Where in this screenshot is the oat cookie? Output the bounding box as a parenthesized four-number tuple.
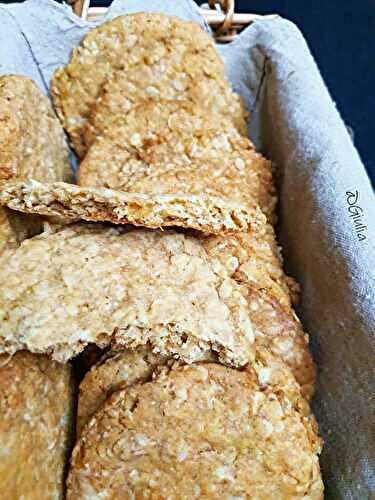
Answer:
(79, 126, 276, 220)
(77, 347, 172, 434)
(51, 13, 247, 157)
(0, 75, 72, 184)
(0, 224, 254, 366)
(0, 75, 73, 252)
(201, 231, 314, 398)
(0, 351, 74, 499)
(77, 346, 216, 435)
(0, 179, 264, 235)
(77, 344, 310, 436)
(84, 70, 246, 150)
(67, 363, 323, 499)
(247, 287, 315, 400)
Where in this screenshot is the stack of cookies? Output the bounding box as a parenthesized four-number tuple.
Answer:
(0, 75, 74, 499)
(0, 13, 324, 499)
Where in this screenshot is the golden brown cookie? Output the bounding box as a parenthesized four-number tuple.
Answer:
(79, 125, 276, 220)
(84, 73, 246, 150)
(0, 75, 72, 184)
(201, 231, 314, 399)
(0, 224, 254, 366)
(51, 13, 247, 157)
(0, 179, 265, 236)
(77, 347, 172, 435)
(67, 363, 323, 499)
(200, 227, 294, 307)
(0, 75, 73, 253)
(77, 344, 310, 436)
(247, 287, 316, 400)
(0, 351, 74, 499)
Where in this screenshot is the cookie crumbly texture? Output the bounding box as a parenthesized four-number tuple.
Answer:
(67, 363, 323, 499)
(247, 287, 315, 400)
(201, 231, 315, 399)
(51, 13, 247, 157)
(77, 347, 173, 434)
(201, 227, 295, 307)
(0, 75, 72, 184)
(79, 125, 276, 220)
(0, 351, 74, 499)
(0, 75, 73, 252)
(83, 69, 247, 150)
(0, 224, 254, 366)
(0, 179, 265, 236)
(77, 345, 309, 436)
(83, 98, 238, 153)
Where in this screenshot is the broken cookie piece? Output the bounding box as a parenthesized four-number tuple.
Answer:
(0, 224, 254, 366)
(0, 179, 265, 236)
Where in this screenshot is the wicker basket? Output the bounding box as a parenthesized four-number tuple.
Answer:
(68, 0, 266, 42)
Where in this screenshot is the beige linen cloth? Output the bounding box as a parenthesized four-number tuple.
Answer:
(0, 0, 374, 497)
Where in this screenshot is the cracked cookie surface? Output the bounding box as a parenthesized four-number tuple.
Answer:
(77, 347, 172, 435)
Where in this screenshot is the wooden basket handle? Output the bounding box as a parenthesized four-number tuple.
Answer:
(68, 0, 238, 36)
(208, 0, 234, 33)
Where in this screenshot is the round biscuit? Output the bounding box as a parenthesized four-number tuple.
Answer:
(51, 13, 247, 157)
(77, 347, 171, 434)
(68, 363, 323, 499)
(79, 123, 276, 220)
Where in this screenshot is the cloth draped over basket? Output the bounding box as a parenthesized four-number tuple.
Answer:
(0, 0, 374, 497)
